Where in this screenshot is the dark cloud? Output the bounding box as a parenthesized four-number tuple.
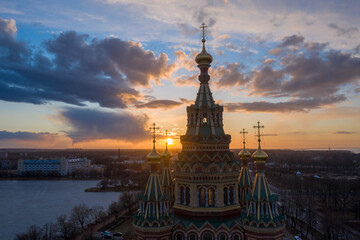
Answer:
(328, 23, 358, 38)
(60, 107, 149, 143)
(305, 42, 328, 53)
(281, 50, 360, 98)
(0, 18, 173, 108)
(212, 63, 250, 88)
(177, 23, 198, 37)
(280, 34, 304, 47)
(333, 131, 356, 134)
(252, 66, 284, 95)
(135, 99, 184, 109)
(0, 131, 57, 141)
(224, 95, 346, 112)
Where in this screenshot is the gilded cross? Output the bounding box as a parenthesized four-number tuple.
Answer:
(200, 22, 207, 39)
(240, 128, 248, 148)
(165, 129, 169, 149)
(149, 123, 160, 147)
(253, 121, 264, 148)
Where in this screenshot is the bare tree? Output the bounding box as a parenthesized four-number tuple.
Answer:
(119, 191, 136, 215)
(42, 222, 57, 240)
(56, 214, 76, 240)
(108, 201, 121, 219)
(70, 204, 92, 230)
(91, 206, 106, 223)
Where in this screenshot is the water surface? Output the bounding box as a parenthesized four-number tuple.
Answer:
(0, 180, 120, 240)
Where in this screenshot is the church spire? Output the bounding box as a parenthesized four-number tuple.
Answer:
(161, 130, 174, 204)
(243, 122, 284, 229)
(134, 123, 172, 230)
(238, 129, 252, 207)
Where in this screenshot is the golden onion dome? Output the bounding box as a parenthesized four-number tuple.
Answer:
(147, 148, 161, 162)
(238, 148, 251, 158)
(161, 148, 172, 159)
(251, 148, 268, 161)
(195, 39, 213, 65)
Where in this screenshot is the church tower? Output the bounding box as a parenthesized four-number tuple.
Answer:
(133, 23, 285, 240)
(172, 23, 244, 240)
(133, 123, 173, 240)
(242, 122, 285, 239)
(161, 130, 175, 205)
(238, 129, 253, 207)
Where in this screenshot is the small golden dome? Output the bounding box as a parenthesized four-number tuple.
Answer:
(161, 148, 172, 159)
(251, 148, 268, 161)
(238, 148, 251, 158)
(147, 148, 161, 161)
(195, 39, 213, 65)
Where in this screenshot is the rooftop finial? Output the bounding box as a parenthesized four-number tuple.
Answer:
(165, 129, 169, 150)
(195, 22, 212, 65)
(150, 123, 160, 150)
(240, 128, 248, 149)
(254, 121, 264, 149)
(200, 22, 207, 51)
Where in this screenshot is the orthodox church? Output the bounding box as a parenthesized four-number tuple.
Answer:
(133, 24, 285, 240)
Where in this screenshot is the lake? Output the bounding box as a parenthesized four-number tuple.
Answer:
(0, 180, 121, 240)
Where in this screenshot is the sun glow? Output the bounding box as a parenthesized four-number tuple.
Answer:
(166, 138, 174, 145)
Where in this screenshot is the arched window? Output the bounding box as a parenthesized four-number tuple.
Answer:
(202, 232, 213, 240)
(189, 233, 197, 240)
(223, 187, 228, 205)
(219, 233, 227, 240)
(176, 233, 183, 240)
(229, 186, 234, 204)
(233, 234, 240, 240)
(180, 186, 184, 204)
(186, 187, 190, 205)
(199, 188, 206, 207)
(208, 188, 215, 207)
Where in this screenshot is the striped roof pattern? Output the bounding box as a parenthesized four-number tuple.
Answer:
(238, 166, 253, 188)
(160, 167, 174, 201)
(134, 172, 172, 227)
(195, 83, 215, 108)
(243, 171, 283, 226)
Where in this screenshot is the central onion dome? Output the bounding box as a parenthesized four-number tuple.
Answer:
(195, 38, 213, 65)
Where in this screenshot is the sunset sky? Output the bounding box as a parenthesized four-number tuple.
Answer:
(0, 0, 359, 150)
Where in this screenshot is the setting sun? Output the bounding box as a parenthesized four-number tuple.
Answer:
(166, 138, 174, 145)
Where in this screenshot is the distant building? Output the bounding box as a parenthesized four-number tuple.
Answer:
(0, 160, 17, 170)
(0, 152, 8, 159)
(17, 157, 90, 176)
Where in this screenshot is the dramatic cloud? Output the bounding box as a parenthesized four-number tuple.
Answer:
(0, 18, 173, 108)
(60, 107, 149, 143)
(224, 95, 346, 112)
(212, 63, 249, 88)
(175, 74, 198, 86)
(280, 34, 304, 47)
(333, 131, 356, 134)
(0, 131, 57, 141)
(328, 23, 358, 38)
(252, 66, 284, 95)
(135, 99, 184, 109)
(174, 50, 196, 71)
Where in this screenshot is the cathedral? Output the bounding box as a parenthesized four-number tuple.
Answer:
(132, 25, 285, 240)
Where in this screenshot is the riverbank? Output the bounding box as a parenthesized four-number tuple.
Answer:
(85, 185, 141, 192)
(0, 176, 102, 180)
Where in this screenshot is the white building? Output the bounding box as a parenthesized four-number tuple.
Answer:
(17, 158, 91, 176)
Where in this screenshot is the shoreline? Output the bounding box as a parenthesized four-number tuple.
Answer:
(85, 185, 141, 192)
(0, 177, 102, 181)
